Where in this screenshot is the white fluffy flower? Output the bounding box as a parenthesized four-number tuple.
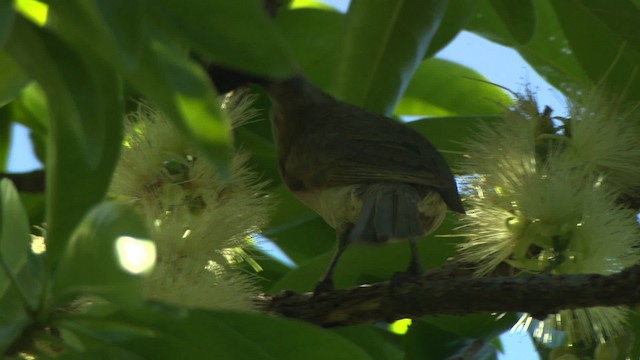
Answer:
(110, 92, 271, 311)
(458, 88, 640, 343)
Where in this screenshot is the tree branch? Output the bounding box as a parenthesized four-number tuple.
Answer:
(255, 263, 640, 327)
(1, 170, 45, 193)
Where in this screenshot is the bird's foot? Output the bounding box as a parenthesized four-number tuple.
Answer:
(390, 263, 423, 291)
(312, 278, 334, 296)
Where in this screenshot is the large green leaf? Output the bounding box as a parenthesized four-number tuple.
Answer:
(5, 16, 124, 265)
(47, 0, 145, 72)
(265, 215, 335, 267)
(578, 0, 640, 55)
(0, 51, 30, 107)
(59, 306, 373, 359)
(149, 0, 296, 79)
(0, 110, 9, 170)
(467, 1, 591, 95)
(0, 0, 14, 46)
(487, 0, 535, 45)
(275, 8, 346, 93)
(395, 58, 512, 116)
(53, 201, 149, 307)
(335, 0, 447, 115)
(0, 179, 32, 300)
(550, 0, 640, 100)
(405, 320, 496, 359)
(10, 83, 48, 135)
(514, 1, 592, 94)
(0, 179, 38, 354)
(424, 0, 478, 58)
(332, 326, 404, 360)
(407, 313, 518, 359)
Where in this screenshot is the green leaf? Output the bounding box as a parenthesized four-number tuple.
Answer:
(149, 0, 296, 79)
(59, 306, 373, 359)
(424, 0, 478, 58)
(467, 1, 590, 95)
(47, 0, 145, 72)
(550, 0, 640, 100)
(466, 0, 514, 45)
(0, 110, 9, 170)
(488, 0, 535, 44)
(406, 115, 503, 168)
(127, 40, 233, 178)
(53, 201, 150, 306)
(0, 0, 14, 46)
(578, 0, 640, 54)
(335, 0, 448, 115)
(395, 58, 512, 116)
(265, 215, 335, 267)
(268, 185, 318, 232)
(0, 179, 32, 299)
(406, 313, 518, 359)
(514, 1, 592, 94)
(0, 179, 38, 354)
(11, 83, 48, 135)
(5, 16, 124, 266)
(332, 326, 404, 360)
(405, 320, 496, 360)
(275, 8, 346, 93)
(0, 51, 31, 107)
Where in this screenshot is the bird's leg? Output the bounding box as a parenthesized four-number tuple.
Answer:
(314, 230, 350, 294)
(406, 238, 424, 275)
(391, 238, 423, 286)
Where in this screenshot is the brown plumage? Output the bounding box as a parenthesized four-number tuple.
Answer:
(264, 75, 464, 292)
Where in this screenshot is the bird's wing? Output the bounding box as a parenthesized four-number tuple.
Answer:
(284, 120, 455, 190)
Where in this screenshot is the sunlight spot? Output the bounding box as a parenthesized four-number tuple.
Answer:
(115, 236, 156, 274)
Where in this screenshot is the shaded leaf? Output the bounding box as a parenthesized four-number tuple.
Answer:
(0, 51, 30, 107)
(59, 306, 373, 360)
(53, 202, 149, 307)
(578, 0, 640, 54)
(332, 325, 404, 360)
(405, 320, 496, 360)
(265, 215, 335, 268)
(0, 179, 32, 299)
(467, 1, 591, 95)
(0, 179, 38, 354)
(550, 0, 640, 101)
(0, 110, 9, 170)
(47, 0, 145, 72)
(149, 0, 296, 79)
(275, 8, 345, 93)
(0, 0, 14, 46)
(425, 0, 478, 58)
(5, 16, 124, 263)
(488, 0, 535, 44)
(335, 0, 448, 115)
(514, 1, 592, 94)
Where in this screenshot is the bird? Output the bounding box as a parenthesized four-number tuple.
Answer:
(262, 75, 465, 292)
(206, 65, 465, 292)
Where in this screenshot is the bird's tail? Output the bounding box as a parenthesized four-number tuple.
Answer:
(348, 184, 428, 244)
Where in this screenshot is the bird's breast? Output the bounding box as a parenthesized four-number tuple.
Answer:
(292, 185, 362, 230)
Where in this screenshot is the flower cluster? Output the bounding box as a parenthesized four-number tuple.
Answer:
(109, 92, 271, 311)
(458, 89, 640, 344)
